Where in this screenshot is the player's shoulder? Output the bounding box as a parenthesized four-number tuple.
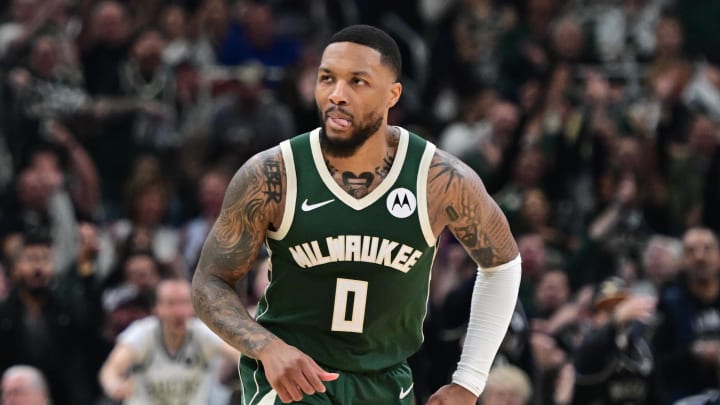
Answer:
(119, 316, 159, 340)
(427, 146, 482, 187)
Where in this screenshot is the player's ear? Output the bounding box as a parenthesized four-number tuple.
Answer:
(387, 82, 402, 109)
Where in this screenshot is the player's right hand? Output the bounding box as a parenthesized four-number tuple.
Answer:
(257, 339, 339, 403)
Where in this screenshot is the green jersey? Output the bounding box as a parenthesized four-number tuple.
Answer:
(258, 127, 438, 373)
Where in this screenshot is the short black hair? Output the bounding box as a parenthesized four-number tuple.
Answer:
(326, 24, 402, 81)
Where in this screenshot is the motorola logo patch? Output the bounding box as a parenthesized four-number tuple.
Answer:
(386, 188, 416, 218)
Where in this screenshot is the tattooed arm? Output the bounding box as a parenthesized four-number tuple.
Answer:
(427, 149, 521, 405)
(191, 148, 337, 403)
(192, 148, 283, 356)
(428, 148, 518, 265)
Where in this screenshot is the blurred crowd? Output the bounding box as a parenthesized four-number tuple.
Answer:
(1, 0, 720, 404)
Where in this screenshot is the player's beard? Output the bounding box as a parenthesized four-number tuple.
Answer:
(319, 108, 383, 158)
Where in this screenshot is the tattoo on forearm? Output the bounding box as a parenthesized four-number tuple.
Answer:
(192, 277, 276, 357)
(193, 150, 283, 357)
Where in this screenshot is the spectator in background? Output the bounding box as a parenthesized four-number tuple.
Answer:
(479, 364, 532, 405)
(119, 28, 181, 153)
(1, 365, 49, 405)
(439, 99, 522, 194)
(181, 168, 230, 270)
(515, 187, 568, 252)
(654, 227, 720, 403)
(109, 161, 183, 276)
(80, 0, 131, 97)
(437, 85, 497, 158)
(516, 233, 565, 311)
(216, 1, 301, 84)
(0, 233, 95, 405)
(633, 234, 682, 297)
(573, 276, 660, 405)
(102, 251, 163, 316)
(9, 35, 88, 123)
(159, 4, 215, 68)
(99, 278, 238, 404)
(1, 148, 79, 273)
(0, 0, 65, 64)
(666, 114, 719, 232)
(207, 71, 295, 170)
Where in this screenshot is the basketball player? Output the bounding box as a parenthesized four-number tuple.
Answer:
(191, 25, 521, 405)
(99, 279, 239, 404)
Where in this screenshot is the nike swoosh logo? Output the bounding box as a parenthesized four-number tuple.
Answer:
(301, 198, 335, 211)
(399, 383, 414, 400)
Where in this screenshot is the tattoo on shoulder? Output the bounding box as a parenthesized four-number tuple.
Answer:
(211, 150, 284, 273)
(430, 153, 465, 193)
(263, 159, 282, 203)
(430, 151, 517, 267)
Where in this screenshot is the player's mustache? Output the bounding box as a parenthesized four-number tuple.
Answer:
(324, 106, 354, 120)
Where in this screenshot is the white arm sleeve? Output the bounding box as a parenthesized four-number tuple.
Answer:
(451, 254, 522, 397)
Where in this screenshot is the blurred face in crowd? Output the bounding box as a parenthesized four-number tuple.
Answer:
(78, 222, 100, 261)
(12, 243, 53, 295)
(133, 185, 167, 226)
(200, 0, 229, 39)
(124, 254, 160, 293)
(132, 30, 167, 73)
(199, 171, 229, 218)
(682, 228, 720, 282)
(535, 270, 570, 314)
(552, 18, 584, 61)
(30, 36, 58, 79)
(17, 169, 49, 211)
(656, 17, 683, 57)
(154, 280, 194, 336)
(614, 137, 643, 174)
(520, 188, 550, 228)
(642, 236, 680, 285)
(489, 101, 519, 141)
(244, 3, 275, 50)
(1, 368, 48, 405)
(176, 63, 200, 104)
(92, 1, 129, 45)
(518, 234, 545, 279)
(315, 41, 401, 157)
(513, 149, 544, 187)
(160, 5, 187, 40)
(11, 0, 39, 24)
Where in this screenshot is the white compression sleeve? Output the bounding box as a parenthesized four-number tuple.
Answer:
(451, 254, 522, 396)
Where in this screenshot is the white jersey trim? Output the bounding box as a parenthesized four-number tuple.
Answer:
(257, 390, 278, 405)
(309, 127, 410, 211)
(267, 140, 296, 240)
(417, 142, 437, 247)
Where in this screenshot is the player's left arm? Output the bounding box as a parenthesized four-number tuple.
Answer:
(426, 149, 521, 404)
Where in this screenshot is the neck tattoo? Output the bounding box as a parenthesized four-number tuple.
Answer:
(326, 152, 396, 198)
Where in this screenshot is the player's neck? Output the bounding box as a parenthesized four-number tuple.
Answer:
(162, 327, 187, 354)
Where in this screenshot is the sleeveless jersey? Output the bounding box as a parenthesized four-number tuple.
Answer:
(118, 317, 226, 405)
(258, 127, 438, 373)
